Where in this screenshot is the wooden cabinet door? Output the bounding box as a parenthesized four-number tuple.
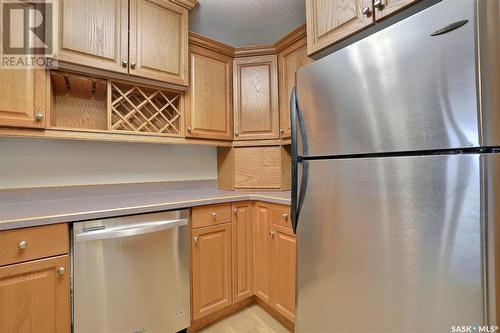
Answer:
(186, 45, 233, 140)
(253, 202, 272, 303)
(192, 223, 232, 320)
(0, 255, 70, 333)
(375, 0, 421, 20)
(56, 0, 129, 73)
(278, 37, 313, 138)
(0, 69, 47, 128)
(233, 55, 279, 140)
(129, 0, 188, 85)
(270, 225, 296, 322)
(306, 0, 374, 55)
(232, 202, 254, 303)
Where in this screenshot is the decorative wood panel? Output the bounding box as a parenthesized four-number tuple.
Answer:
(109, 81, 184, 136)
(192, 223, 232, 320)
(233, 55, 279, 140)
(306, 0, 374, 55)
(0, 69, 47, 128)
(186, 44, 233, 140)
(129, 0, 188, 85)
(0, 255, 70, 333)
(278, 36, 313, 138)
(234, 146, 282, 189)
(232, 202, 254, 303)
(375, 0, 421, 20)
(254, 201, 272, 303)
(56, 0, 128, 73)
(270, 224, 296, 322)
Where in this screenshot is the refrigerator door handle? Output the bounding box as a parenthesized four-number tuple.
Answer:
(291, 87, 309, 234)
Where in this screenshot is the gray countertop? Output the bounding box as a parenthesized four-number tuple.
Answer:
(0, 180, 291, 230)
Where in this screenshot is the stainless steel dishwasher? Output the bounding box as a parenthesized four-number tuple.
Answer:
(72, 210, 190, 333)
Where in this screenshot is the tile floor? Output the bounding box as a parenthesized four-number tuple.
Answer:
(198, 305, 289, 333)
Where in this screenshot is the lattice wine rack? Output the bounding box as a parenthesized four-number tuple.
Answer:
(109, 81, 184, 136)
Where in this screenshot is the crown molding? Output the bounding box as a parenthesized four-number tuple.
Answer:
(188, 32, 235, 57)
(233, 44, 277, 58)
(169, 0, 198, 10)
(275, 24, 307, 53)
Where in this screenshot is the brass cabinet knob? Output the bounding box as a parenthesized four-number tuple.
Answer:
(35, 113, 44, 121)
(280, 128, 285, 135)
(234, 130, 239, 137)
(233, 208, 238, 214)
(282, 213, 289, 220)
(121, 60, 128, 68)
(130, 62, 136, 69)
(194, 236, 199, 243)
(17, 240, 27, 250)
(187, 126, 192, 132)
(211, 212, 217, 218)
(56, 267, 66, 275)
(362, 6, 372, 16)
(269, 230, 276, 238)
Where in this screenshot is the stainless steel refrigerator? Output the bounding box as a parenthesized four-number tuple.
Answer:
(291, 0, 500, 332)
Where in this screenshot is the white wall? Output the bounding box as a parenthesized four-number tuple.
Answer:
(0, 138, 217, 189)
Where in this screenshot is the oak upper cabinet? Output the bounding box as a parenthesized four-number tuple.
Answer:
(232, 202, 254, 303)
(254, 201, 273, 303)
(56, 0, 189, 85)
(0, 69, 47, 128)
(270, 224, 296, 322)
(306, 0, 374, 55)
(186, 43, 233, 140)
(191, 223, 232, 320)
(233, 55, 279, 140)
(0, 255, 70, 333)
(129, 0, 188, 85)
(56, 0, 129, 74)
(374, 0, 421, 20)
(278, 35, 313, 138)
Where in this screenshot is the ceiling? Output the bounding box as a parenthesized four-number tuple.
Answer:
(189, 0, 306, 47)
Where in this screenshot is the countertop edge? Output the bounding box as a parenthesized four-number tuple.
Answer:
(0, 193, 290, 230)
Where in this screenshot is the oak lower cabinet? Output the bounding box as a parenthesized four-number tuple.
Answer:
(232, 202, 254, 303)
(0, 69, 47, 129)
(56, 0, 190, 85)
(0, 223, 70, 333)
(186, 39, 233, 140)
(254, 203, 296, 321)
(191, 222, 232, 320)
(233, 55, 279, 140)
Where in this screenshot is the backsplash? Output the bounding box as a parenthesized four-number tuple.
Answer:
(0, 138, 217, 189)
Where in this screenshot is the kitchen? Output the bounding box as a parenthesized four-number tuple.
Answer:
(0, 0, 498, 332)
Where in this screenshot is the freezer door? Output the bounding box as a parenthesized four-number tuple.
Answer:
(296, 0, 479, 157)
(296, 155, 485, 332)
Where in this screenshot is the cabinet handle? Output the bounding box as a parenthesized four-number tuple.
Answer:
(280, 129, 285, 135)
(211, 212, 217, 218)
(194, 236, 199, 243)
(269, 230, 276, 238)
(233, 208, 238, 214)
(362, 6, 372, 16)
(17, 240, 27, 250)
(234, 130, 239, 137)
(130, 62, 136, 69)
(374, 0, 385, 9)
(35, 113, 44, 121)
(187, 126, 192, 132)
(121, 60, 128, 68)
(282, 213, 289, 220)
(56, 267, 66, 275)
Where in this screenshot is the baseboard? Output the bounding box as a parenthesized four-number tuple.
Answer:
(255, 297, 295, 332)
(189, 296, 255, 332)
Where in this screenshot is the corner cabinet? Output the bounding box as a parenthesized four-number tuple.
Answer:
(233, 55, 279, 140)
(186, 43, 233, 140)
(56, 0, 189, 85)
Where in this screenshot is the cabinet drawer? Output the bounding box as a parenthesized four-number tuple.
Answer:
(271, 205, 292, 229)
(192, 204, 232, 229)
(0, 224, 69, 266)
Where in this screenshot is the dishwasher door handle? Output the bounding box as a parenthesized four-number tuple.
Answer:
(75, 218, 188, 242)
